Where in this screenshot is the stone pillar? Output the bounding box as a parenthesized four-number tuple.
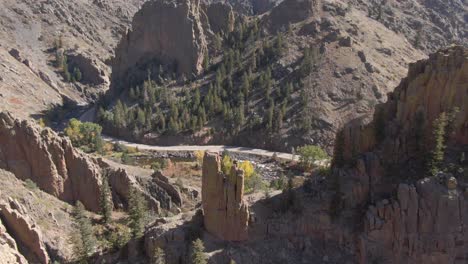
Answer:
(201, 152, 249, 241)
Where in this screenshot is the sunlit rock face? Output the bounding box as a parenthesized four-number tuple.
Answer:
(202, 152, 249, 241)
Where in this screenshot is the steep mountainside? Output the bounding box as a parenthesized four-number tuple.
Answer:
(0, 0, 146, 118)
(102, 0, 431, 152)
(142, 45, 468, 264)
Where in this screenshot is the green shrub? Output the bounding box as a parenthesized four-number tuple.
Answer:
(24, 179, 38, 190)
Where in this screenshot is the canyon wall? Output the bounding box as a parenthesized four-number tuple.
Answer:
(111, 0, 209, 96)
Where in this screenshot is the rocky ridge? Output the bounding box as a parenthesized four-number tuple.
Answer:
(0, 217, 27, 264)
(0, 199, 50, 264)
(0, 0, 146, 118)
(0, 111, 103, 212)
(334, 45, 468, 263)
(0, 111, 185, 215)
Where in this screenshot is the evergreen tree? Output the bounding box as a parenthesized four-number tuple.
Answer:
(100, 172, 113, 224)
(333, 130, 345, 168)
(266, 99, 274, 130)
(152, 247, 166, 264)
(430, 112, 448, 175)
(128, 187, 148, 238)
(71, 201, 96, 263)
(74, 67, 82, 82)
(190, 239, 207, 264)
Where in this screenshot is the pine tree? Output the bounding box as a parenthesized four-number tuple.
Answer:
(152, 247, 166, 264)
(71, 201, 96, 263)
(128, 187, 148, 238)
(333, 130, 345, 168)
(190, 239, 207, 264)
(430, 112, 448, 175)
(100, 172, 113, 224)
(74, 67, 82, 82)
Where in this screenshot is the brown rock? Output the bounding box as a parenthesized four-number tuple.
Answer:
(267, 0, 319, 32)
(111, 0, 208, 95)
(204, 2, 235, 34)
(0, 199, 50, 264)
(0, 112, 102, 212)
(0, 217, 27, 263)
(202, 152, 249, 241)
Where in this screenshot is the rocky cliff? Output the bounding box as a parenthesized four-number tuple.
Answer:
(110, 0, 209, 96)
(202, 152, 249, 241)
(333, 45, 468, 263)
(0, 199, 50, 264)
(0, 217, 27, 264)
(0, 111, 103, 212)
(340, 45, 468, 165)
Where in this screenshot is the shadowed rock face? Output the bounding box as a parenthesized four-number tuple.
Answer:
(110, 0, 208, 96)
(202, 152, 249, 241)
(0, 112, 102, 212)
(333, 46, 468, 263)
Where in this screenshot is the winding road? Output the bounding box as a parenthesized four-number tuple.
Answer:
(102, 135, 296, 161)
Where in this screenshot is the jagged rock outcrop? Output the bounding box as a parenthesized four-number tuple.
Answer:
(340, 45, 468, 164)
(0, 199, 50, 264)
(266, 0, 320, 32)
(333, 46, 468, 263)
(0, 112, 102, 212)
(145, 210, 204, 264)
(204, 2, 235, 34)
(202, 152, 249, 241)
(362, 178, 468, 263)
(110, 0, 208, 96)
(105, 166, 161, 212)
(66, 52, 107, 85)
(152, 170, 183, 207)
(0, 218, 27, 264)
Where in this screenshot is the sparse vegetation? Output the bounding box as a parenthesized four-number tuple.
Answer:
(429, 112, 448, 175)
(190, 239, 207, 264)
(151, 159, 168, 171)
(245, 171, 266, 194)
(24, 179, 38, 190)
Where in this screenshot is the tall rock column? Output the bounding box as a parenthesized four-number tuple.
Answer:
(202, 152, 249, 241)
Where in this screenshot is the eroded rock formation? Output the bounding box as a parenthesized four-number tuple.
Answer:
(111, 0, 208, 95)
(0, 218, 27, 264)
(362, 177, 467, 263)
(0, 112, 102, 212)
(333, 45, 468, 263)
(202, 152, 249, 241)
(0, 199, 50, 264)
